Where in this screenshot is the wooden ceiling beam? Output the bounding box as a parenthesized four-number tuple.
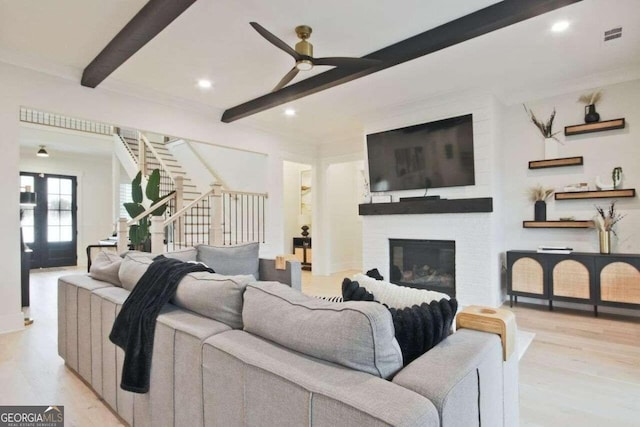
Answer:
(221, 0, 582, 123)
(81, 0, 198, 88)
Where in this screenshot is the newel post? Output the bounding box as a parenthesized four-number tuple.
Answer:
(150, 217, 165, 254)
(117, 218, 129, 253)
(210, 183, 223, 246)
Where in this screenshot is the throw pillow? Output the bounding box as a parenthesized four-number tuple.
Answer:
(172, 272, 255, 329)
(389, 298, 458, 365)
(342, 276, 458, 366)
(366, 268, 384, 281)
(341, 278, 375, 301)
(118, 252, 154, 291)
(89, 251, 122, 286)
(352, 273, 450, 309)
(196, 242, 260, 280)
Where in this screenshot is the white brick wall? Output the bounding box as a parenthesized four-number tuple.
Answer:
(361, 92, 504, 307)
(362, 213, 502, 307)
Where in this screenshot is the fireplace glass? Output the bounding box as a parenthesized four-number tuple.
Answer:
(389, 239, 455, 297)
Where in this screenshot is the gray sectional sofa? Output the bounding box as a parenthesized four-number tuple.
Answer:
(58, 246, 519, 427)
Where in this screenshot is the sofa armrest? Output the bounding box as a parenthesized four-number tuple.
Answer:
(392, 329, 508, 427)
(258, 258, 301, 290)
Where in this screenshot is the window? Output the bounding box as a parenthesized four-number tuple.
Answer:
(47, 177, 73, 242)
(20, 175, 35, 244)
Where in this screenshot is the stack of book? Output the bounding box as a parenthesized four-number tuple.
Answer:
(537, 246, 573, 254)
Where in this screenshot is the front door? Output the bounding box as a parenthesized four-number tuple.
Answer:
(20, 172, 78, 268)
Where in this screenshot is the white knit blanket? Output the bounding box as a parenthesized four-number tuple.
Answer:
(352, 273, 450, 309)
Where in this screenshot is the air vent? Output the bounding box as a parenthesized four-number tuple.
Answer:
(604, 27, 622, 42)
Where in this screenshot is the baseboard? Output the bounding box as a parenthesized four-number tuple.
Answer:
(329, 261, 361, 274)
(0, 311, 25, 334)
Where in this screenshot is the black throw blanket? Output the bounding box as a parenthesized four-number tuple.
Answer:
(109, 256, 214, 393)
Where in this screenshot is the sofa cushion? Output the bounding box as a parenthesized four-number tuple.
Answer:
(163, 247, 198, 262)
(172, 272, 254, 329)
(119, 252, 153, 291)
(89, 251, 123, 286)
(242, 282, 403, 379)
(196, 243, 259, 280)
(118, 249, 199, 291)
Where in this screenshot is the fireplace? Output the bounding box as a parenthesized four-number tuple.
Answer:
(389, 239, 455, 297)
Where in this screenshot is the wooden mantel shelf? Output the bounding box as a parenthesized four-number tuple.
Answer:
(359, 197, 493, 215)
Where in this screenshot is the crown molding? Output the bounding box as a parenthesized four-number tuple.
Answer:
(495, 63, 640, 105)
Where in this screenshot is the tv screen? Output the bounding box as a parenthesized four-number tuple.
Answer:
(367, 114, 475, 192)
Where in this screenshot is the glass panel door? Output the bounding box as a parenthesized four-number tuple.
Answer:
(20, 172, 78, 268)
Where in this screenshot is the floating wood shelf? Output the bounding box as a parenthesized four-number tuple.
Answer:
(359, 197, 493, 215)
(564, 118, 625, 136)
(529, 157, 583, 169)
(523, 220, 594, 229)
(555, 189, 636, 200)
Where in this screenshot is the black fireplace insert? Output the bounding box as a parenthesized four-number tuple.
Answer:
(389, 239, 455, 297)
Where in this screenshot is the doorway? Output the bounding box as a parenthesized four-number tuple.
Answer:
(20, 172, 78, 268)
(283, 161, 313, 269)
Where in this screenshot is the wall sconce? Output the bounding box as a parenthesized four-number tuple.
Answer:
(37, 145, 49, 157)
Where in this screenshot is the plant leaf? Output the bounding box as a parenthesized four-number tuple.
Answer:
(131, 171, 143, 203)
(151, 190, 176, 216)
(123, 202, 145, 219)
(146, 169, 161, 201)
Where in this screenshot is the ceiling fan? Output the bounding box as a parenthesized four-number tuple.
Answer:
(250, 22, 380, 92)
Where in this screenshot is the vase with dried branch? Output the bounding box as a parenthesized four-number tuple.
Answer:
(594, 201, 624, 254)
(528, 184, 554, 221)
(523, 105, 561, 159)
(578, 90, 602, 123)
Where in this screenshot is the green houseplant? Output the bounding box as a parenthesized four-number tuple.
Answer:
(123, 169, 174, 251)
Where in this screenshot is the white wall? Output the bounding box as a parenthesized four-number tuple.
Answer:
(325, 161, 363, 273)
(501, 79, 640, 254)
(282, 161, 311, 254)
(20, 147, 113, 267)
(0, 60, 314, 334)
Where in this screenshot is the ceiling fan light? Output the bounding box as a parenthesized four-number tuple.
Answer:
(37, 145, 49, 157)
(296, 60, 313, 71)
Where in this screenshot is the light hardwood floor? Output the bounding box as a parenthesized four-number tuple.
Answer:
(1, 268, 638, 426)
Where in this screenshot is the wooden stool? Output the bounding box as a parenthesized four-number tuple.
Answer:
(456, 306, 516, 361)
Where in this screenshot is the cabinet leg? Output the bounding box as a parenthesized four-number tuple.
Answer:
(509, 295, 513, 308)
(594, 305, 598, 317)
(549, 300, 553, 311)
(514, 296, 518, 305)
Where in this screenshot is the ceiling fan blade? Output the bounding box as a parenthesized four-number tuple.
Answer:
(250, 22, 301, 60)
(313, 57, 381, 68)
(273, 67, 300, 92)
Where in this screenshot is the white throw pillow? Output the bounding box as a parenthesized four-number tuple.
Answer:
(352, 273, 449, 309)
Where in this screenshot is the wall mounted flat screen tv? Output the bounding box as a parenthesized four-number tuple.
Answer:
(367, 114, 475, 192)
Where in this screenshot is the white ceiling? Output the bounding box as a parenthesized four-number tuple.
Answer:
(2, 0, 640, 144)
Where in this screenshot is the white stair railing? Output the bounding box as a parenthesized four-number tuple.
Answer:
(162, 184, 268, 252)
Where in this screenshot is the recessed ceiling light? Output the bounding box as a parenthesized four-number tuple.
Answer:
(284, 108, 296, 117)
(197, 79, 213, 89)
(551, 20, 570, 33)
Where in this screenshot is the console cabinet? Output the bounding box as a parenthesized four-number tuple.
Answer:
(507, 250, 640, 316)
(293, 237, 312, 271)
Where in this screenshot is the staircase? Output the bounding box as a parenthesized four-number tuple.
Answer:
(113, 129, 267, 252)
